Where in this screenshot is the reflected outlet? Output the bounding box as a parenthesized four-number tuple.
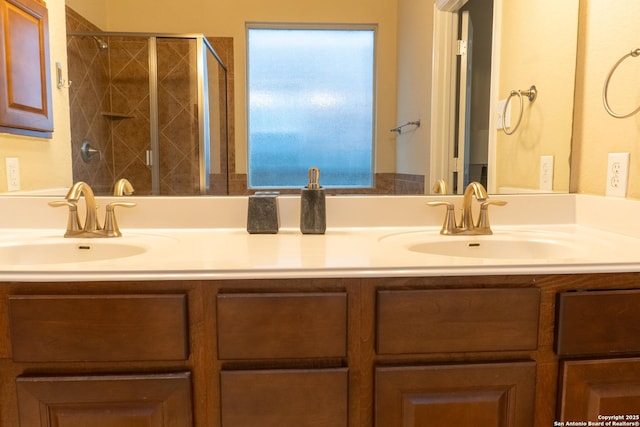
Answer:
(540, 156, 554, 191)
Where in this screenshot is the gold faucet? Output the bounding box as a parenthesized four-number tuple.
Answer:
(65, 181, 100, 234)
(49, 181, 136, 237)
(460, 181, 488, 231)
(427, 182, 506, 235)
(113, 178, 135, 196)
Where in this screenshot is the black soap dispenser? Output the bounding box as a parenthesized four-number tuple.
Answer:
(300, 167, 326, 234)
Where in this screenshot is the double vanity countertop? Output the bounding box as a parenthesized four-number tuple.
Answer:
(0, 193, 639, 282)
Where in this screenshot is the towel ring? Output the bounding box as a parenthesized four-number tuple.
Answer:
(502, 85, 537, 135)
(603, 48, 640, 119)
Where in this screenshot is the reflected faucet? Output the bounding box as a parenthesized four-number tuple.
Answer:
(432, 179, 449, 195)
(114, 178, 135, 196)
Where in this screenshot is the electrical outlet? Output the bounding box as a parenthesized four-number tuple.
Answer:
(539, 156, 554, 191)
(5, 157, 20, 192)
(497, 99, 511, 129)
(605, 152, 630, 197)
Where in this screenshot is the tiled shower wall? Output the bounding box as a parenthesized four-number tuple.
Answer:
(66, 7, 114, 194)
(66, 7, 230, 195)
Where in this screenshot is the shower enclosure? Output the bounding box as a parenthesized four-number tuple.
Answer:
(66, 32, 228, 195)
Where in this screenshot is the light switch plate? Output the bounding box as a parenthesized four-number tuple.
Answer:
(605, 152, 630, 197)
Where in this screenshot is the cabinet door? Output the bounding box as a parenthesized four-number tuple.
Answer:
(559, 357, 640, 421)
(0, 0, 53, 134)
(221, 368, 348, 427)
(16, 373, 193, 427)
(375, 361, 536, 427)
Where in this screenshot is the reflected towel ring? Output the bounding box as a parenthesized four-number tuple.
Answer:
(502, 85, 537, 135)
(603, 48, 640, 118)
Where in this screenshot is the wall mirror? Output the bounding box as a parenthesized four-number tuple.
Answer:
(1, 0, 579, 196)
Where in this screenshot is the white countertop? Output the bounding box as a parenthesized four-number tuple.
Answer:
(0, 193, 639, 281)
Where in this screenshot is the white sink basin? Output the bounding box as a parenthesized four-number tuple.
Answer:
(379, 229, 610, 260)
(0, 239, 149, 265)
(408, 236, 586, 259)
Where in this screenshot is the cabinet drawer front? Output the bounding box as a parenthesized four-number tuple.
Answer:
(217, 292, 347, 359)
(377, 288, 540, 354)
(556, 290, 640, 356)
(221, 368, 348, 427)
(9, 294, 188, 362)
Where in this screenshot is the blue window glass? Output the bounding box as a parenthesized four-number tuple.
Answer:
(247, 27, 375, 188)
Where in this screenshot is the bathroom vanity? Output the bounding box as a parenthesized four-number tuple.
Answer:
(0, 194, 639, 427)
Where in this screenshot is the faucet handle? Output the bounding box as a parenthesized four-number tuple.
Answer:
(49, 200, 82, 234)
(103, 201, 136, 237)
(477, 200, 507, 231)
(427, 201, 457, 235)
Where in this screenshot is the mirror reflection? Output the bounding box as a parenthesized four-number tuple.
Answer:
(0, 0, 579, 196)
(66, 28, 230, 196)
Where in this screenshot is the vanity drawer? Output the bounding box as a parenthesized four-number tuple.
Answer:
(9, 294, 189, 362)
(220, 368, 348, 427)
(556, 289, 640, 356)
(377, 288, 540, 354)
(217, 292, 347, 359)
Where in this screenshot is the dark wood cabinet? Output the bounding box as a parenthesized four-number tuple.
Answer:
(375, 362, 537, 427)
(16, 373, 193, 427)
(2, 273, 640, 427)
(0, 0, 53, 136)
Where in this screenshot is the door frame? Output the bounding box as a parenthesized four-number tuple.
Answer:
(430, 0, 502, 194)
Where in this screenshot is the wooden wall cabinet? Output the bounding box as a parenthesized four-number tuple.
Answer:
(0, 0, 53, 136)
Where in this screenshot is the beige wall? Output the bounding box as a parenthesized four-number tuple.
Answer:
(495, 0, 578, 192)
(0, 0, 72, 192)
(572, 0, 640, 198)
(87, 0, 399, 176)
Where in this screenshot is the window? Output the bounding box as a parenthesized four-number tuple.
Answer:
(247, 25, 376, 188)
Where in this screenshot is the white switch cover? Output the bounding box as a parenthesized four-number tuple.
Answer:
(539, 156, 554, 191)
(497, 99, 511, 129)
(605, 152, 630, 197)
(5, 157, 20, 192)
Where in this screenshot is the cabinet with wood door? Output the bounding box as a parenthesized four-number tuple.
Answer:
(373, 287, 541, 427)
(216, 291, 349, 427)
(1, 286, 195, 427)
(556, 289, 640, 422)
(0, 0, 53, 136)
